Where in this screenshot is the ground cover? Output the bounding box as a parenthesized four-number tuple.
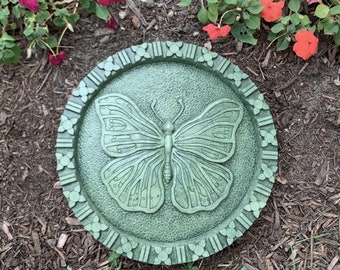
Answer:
(0, 1, 339, 269)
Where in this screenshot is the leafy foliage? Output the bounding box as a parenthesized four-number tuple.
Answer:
(0, 0, 117, 64)
(108, 251, 121, 270)
(182, 0, 340, 60)
(181, 262, 199, 270)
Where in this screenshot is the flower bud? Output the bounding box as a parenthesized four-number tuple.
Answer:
(236, 15, 241, 21)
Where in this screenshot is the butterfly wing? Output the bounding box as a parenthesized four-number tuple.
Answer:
(102, 150, 165, 213)
(173, 98, 243, 163)
(95, 94, 165, 213)
(171, 150, 233, 213)
(95, 93, 163, 157)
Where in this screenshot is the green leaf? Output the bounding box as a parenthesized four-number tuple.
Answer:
(3, 49, 14, 58)
(238, 0, 249, 7)
(53, 17, 66, 26)
(3, 41, 15, 48)
(334, 31, 340, 45)
(300, 15, 311, 26)
(36, 11, 50, 24)
(245, 14, 261, 29)
(324, 23, 339, 35)
(288, 0, 300, 13)
(45, 36, 58, 48)
(276, 36, 290, 51)
(1, 7, 9, 15)
(280, 16, 290, 25)
(9, 23, 17, 30)
(96, 4, 109, 20)
(67, 13, 80, 25)
(12, 5, 21, 18)
(85, 0, 96, 13)
(271, 23, 285, 33)
(1, 32, 14, 41)
(1, 0, 9, 5)
(268, 31, 277, 41)
(39, 2, 48, 10)
(0, 8, 9, 25)
(208, 3, 219, 23)
(222, 11, 237, 24)
(108, 252, 120, 267)
(197, 6, 209, 24)
(225, 0, 238, 5)
(329, 5, 340, 15)
(246, 2, 263, 14)
(290, 13, 300, 25)
(80, 0, 90, 9)
(231, 22, 257, 45)
(0, 45, 21, 64)
(23, 27, 35, 37)
(55, 8, 68, 16)
(180, 0, 192, 6)
(315, 4, 330, 18)
(242, 11, 250, 20)
(318, 17, 333, 32)
(287, 24, 296, 33)
(207, 0, 218, 3)
(33, 27, 46, 38)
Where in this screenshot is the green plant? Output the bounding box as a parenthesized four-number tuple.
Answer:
(182, 0, 263, 45)
(107, 251, 121, 270)
(0, 0, 120, 65)
(182, 0, 340, 60)
(268, 0, 313, 51)
(315, 4, 340, 44)
(182, 262, 199, 270)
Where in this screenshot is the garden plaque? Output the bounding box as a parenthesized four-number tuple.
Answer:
(56, 41, 278, 265)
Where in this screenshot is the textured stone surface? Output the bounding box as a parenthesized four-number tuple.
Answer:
(56, 41, 278, 265)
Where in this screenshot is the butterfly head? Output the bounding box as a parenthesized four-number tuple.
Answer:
(162, 121, 175, 134)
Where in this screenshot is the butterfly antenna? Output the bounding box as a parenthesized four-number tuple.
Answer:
(151, 99, 164, 123)
(172, 99, 185, 123)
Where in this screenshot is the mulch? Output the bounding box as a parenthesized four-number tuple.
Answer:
(0, 1, 339, 269)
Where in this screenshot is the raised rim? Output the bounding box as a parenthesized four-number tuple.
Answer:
(55, 41, 278, 265)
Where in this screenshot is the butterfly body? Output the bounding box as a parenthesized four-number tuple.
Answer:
(95, 94, 243, 214)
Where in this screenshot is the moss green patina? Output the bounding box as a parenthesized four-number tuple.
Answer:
(56, 41, 278, 265)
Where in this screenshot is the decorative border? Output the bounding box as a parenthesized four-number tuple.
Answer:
(56, 41, 278, 265)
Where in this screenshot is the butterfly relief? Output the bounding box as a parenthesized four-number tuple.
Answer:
(95, 94, 243, 214)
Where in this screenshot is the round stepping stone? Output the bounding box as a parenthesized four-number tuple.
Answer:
(56, 41, 278, 265)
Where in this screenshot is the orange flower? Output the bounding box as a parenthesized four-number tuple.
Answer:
(293, 29, 319, 60)
(202, 24, 231, 40)
(260, 0, 285, 22)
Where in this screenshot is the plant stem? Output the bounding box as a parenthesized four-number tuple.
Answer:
(218, 7, 242, 27)
(266, 31, 288, 49)
(56, 1, 79, 53)
(38, 39, 55, 55)
(56, 24, 68, 54)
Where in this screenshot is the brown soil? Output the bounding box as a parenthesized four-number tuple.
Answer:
(1, 1, 339, 270)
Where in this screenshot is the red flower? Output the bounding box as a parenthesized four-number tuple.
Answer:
(260, 0, 284, 22)
(107, 16, 119, 29)
(48, 51, 67, 65)
(98, 0, 124, 5)
(19, 0, 39, 12)
(202, 24, 231, 40)
(293, 29, 319, 60)
(305, 0, 321, 4)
